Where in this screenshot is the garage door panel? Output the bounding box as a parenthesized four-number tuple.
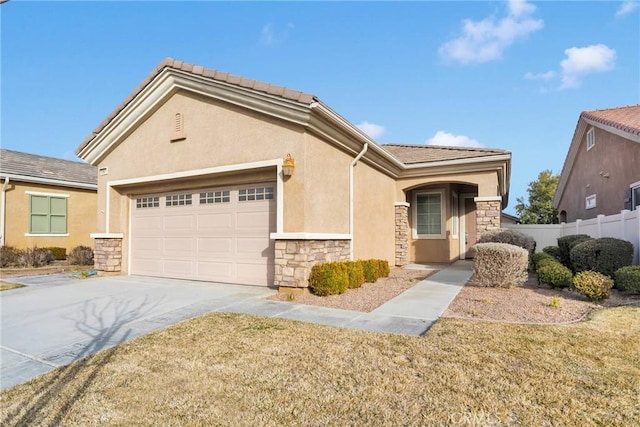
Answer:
(198, 237, 233, 254)
(131, 183, 275, 286)
(197, 212, 233, 230)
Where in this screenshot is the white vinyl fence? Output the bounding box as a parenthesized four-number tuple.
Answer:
(504, 209, 640, 265)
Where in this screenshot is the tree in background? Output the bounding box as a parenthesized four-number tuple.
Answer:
(515, 170, 560, 224)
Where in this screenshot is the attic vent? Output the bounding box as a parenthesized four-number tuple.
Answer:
(99, 167, 108, 176)
(171, 112, 186, 142)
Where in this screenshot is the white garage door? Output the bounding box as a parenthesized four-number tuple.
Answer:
(130, 183, 276, 286)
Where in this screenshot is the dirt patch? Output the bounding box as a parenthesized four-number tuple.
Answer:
(268, 268, 436, 312)
(443, 273, 640, 324)
(0, 261, 94, 278)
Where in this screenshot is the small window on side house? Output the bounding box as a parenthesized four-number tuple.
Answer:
(585, 194, 596, 210)
(632, 184, 640, 211)
(29, 195, 67, 234)
(586, 128, 595, 151)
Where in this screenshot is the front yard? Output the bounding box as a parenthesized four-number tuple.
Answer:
(2, 307, 638, 426)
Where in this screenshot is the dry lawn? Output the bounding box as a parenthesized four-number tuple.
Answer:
(0, 281, 25, 291)
(2, 307, 639, 426)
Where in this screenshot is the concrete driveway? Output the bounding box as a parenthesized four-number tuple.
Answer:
(0, 275, 273, 390)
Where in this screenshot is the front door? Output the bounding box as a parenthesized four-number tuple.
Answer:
(464, 198, 477, 258)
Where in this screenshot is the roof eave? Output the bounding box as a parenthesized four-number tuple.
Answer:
(0, 173, 98, 190)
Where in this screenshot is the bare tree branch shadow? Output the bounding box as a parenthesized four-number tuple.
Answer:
(2, 295, 163, 426)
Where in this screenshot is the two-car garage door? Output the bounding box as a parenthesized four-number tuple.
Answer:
(130, 183, 276, 286)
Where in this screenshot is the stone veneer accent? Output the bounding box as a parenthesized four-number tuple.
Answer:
(475, 200, 502, 239)
(394, 204, 409, 266)
(274, 239, 350, 289)
(94, 237, 123, 272)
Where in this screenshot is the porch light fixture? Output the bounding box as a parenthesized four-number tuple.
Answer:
(282, 154, 295, 177)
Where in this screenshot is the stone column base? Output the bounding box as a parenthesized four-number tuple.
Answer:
(92, 235, 123, 272)
(274, 239, 350, 289)
(394, 203, 409, 266)
(474, 199, 502, 239)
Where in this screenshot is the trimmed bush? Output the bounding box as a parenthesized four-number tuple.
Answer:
(477, 228, 536, 257)
(536, 261, 573, 288)
(614, 266, 640, 293)
(472, 243, 529, 288)
(362, 259, 380, 283)
(531, 252, 555, 269)
(569, 237, 633, 277)
(43, 246, 67, 260)
(557, 234, 592, 267)
(0, 246, 21, 268)
(308, 262, 348, 296)
(376, 259, 390, 278)
(542, 246, 561, 261)
(17, 247, 55, 268)
(67, 245, 94, 266)
(345, 261, 365, 289)
(573, 271, 613, 302)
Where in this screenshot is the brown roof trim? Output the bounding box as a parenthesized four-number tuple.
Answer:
(581, 104, 640, 137)
(76, 58, 317, 155)
(381, 143, 511, 164)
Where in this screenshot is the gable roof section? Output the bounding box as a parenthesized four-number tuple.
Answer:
(0, 149, 97, 190)
(382, 144, 510, 164)
(553, 105, 640, 208)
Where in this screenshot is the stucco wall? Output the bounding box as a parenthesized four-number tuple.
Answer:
(557, 127, 640, 222)
(3, 181, 96, 250)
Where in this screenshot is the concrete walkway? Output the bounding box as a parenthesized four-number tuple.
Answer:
(0, 261, 471, 389)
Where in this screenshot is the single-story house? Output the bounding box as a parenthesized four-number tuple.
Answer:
(76, 58, 511, 289)
(0, 149, 97, 250)
(554, 105, 640, 222)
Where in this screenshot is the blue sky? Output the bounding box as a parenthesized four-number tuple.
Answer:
(2, 0, 639, 214)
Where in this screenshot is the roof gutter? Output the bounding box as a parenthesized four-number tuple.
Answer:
(0, 173, 97, 191)
(349, 143, 368, 260)
(1, 176, 9, 246)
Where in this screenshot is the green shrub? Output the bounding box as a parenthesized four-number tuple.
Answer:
(0, 246, 22, 268)
(531, 252, 555, 269)
(43, 246, 66, 260)
(542, 246, 561, 261)
(345, 261, 365, 289)
(17, 247, 55, 268)
(570, 237, 633, 277)
(573, 271, 613, 302)
(308, 262, 348, 296)
(536, 261, 573, 288)
(557, 234, 592, 268)
(472, 243, 529, 288)
(362, 259, 380, 283)
(614, 266, 640, 293)
(376, 259, 390, 278)
(67, 245, 94, 266)
(478, 228, 536, 257)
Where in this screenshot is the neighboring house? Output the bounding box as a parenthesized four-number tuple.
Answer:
(75, 58, 511, 289)
(501, 212, 521, 225)
(553, 105, 640, 223)
(0, 149, 97, 250)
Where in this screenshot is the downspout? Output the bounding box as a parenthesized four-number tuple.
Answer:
(1, 176, 9, 247)
(349, 143, 368, 260)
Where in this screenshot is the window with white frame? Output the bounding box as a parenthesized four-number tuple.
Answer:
(200, 190, 230, 204)
(136, 197, 159, 208)
(451, 192, 459, 238)
(585, 194, 596, 210)
(413, 190, 445, 239)
(166, 194, 192, 207)
(586, 128, 595, 151)
(239, 187, 274, 202)
(29, 194, 67, 234)
(632, 184, 640, 211)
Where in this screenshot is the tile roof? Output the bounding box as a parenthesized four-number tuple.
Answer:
(381, 144, 510, 165)
(77, 58, 318, 155)
(581, 104, 640, 137)
(0, 149, 97, 186)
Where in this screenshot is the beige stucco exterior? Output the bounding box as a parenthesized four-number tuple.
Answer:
(556, 125, 640, 222)
(76, 60, 510, 286)
(2, 181, 96, 250)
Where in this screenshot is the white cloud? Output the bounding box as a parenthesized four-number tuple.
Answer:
(616, 1, 639, 17)
(523, 70, 556, 81)
(356, 121, 385, 139)
(426, 131, 483, 148)
(560, 44, 616, 89)
(260, 22, 294, 46)
(439, 0, 543, 64)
